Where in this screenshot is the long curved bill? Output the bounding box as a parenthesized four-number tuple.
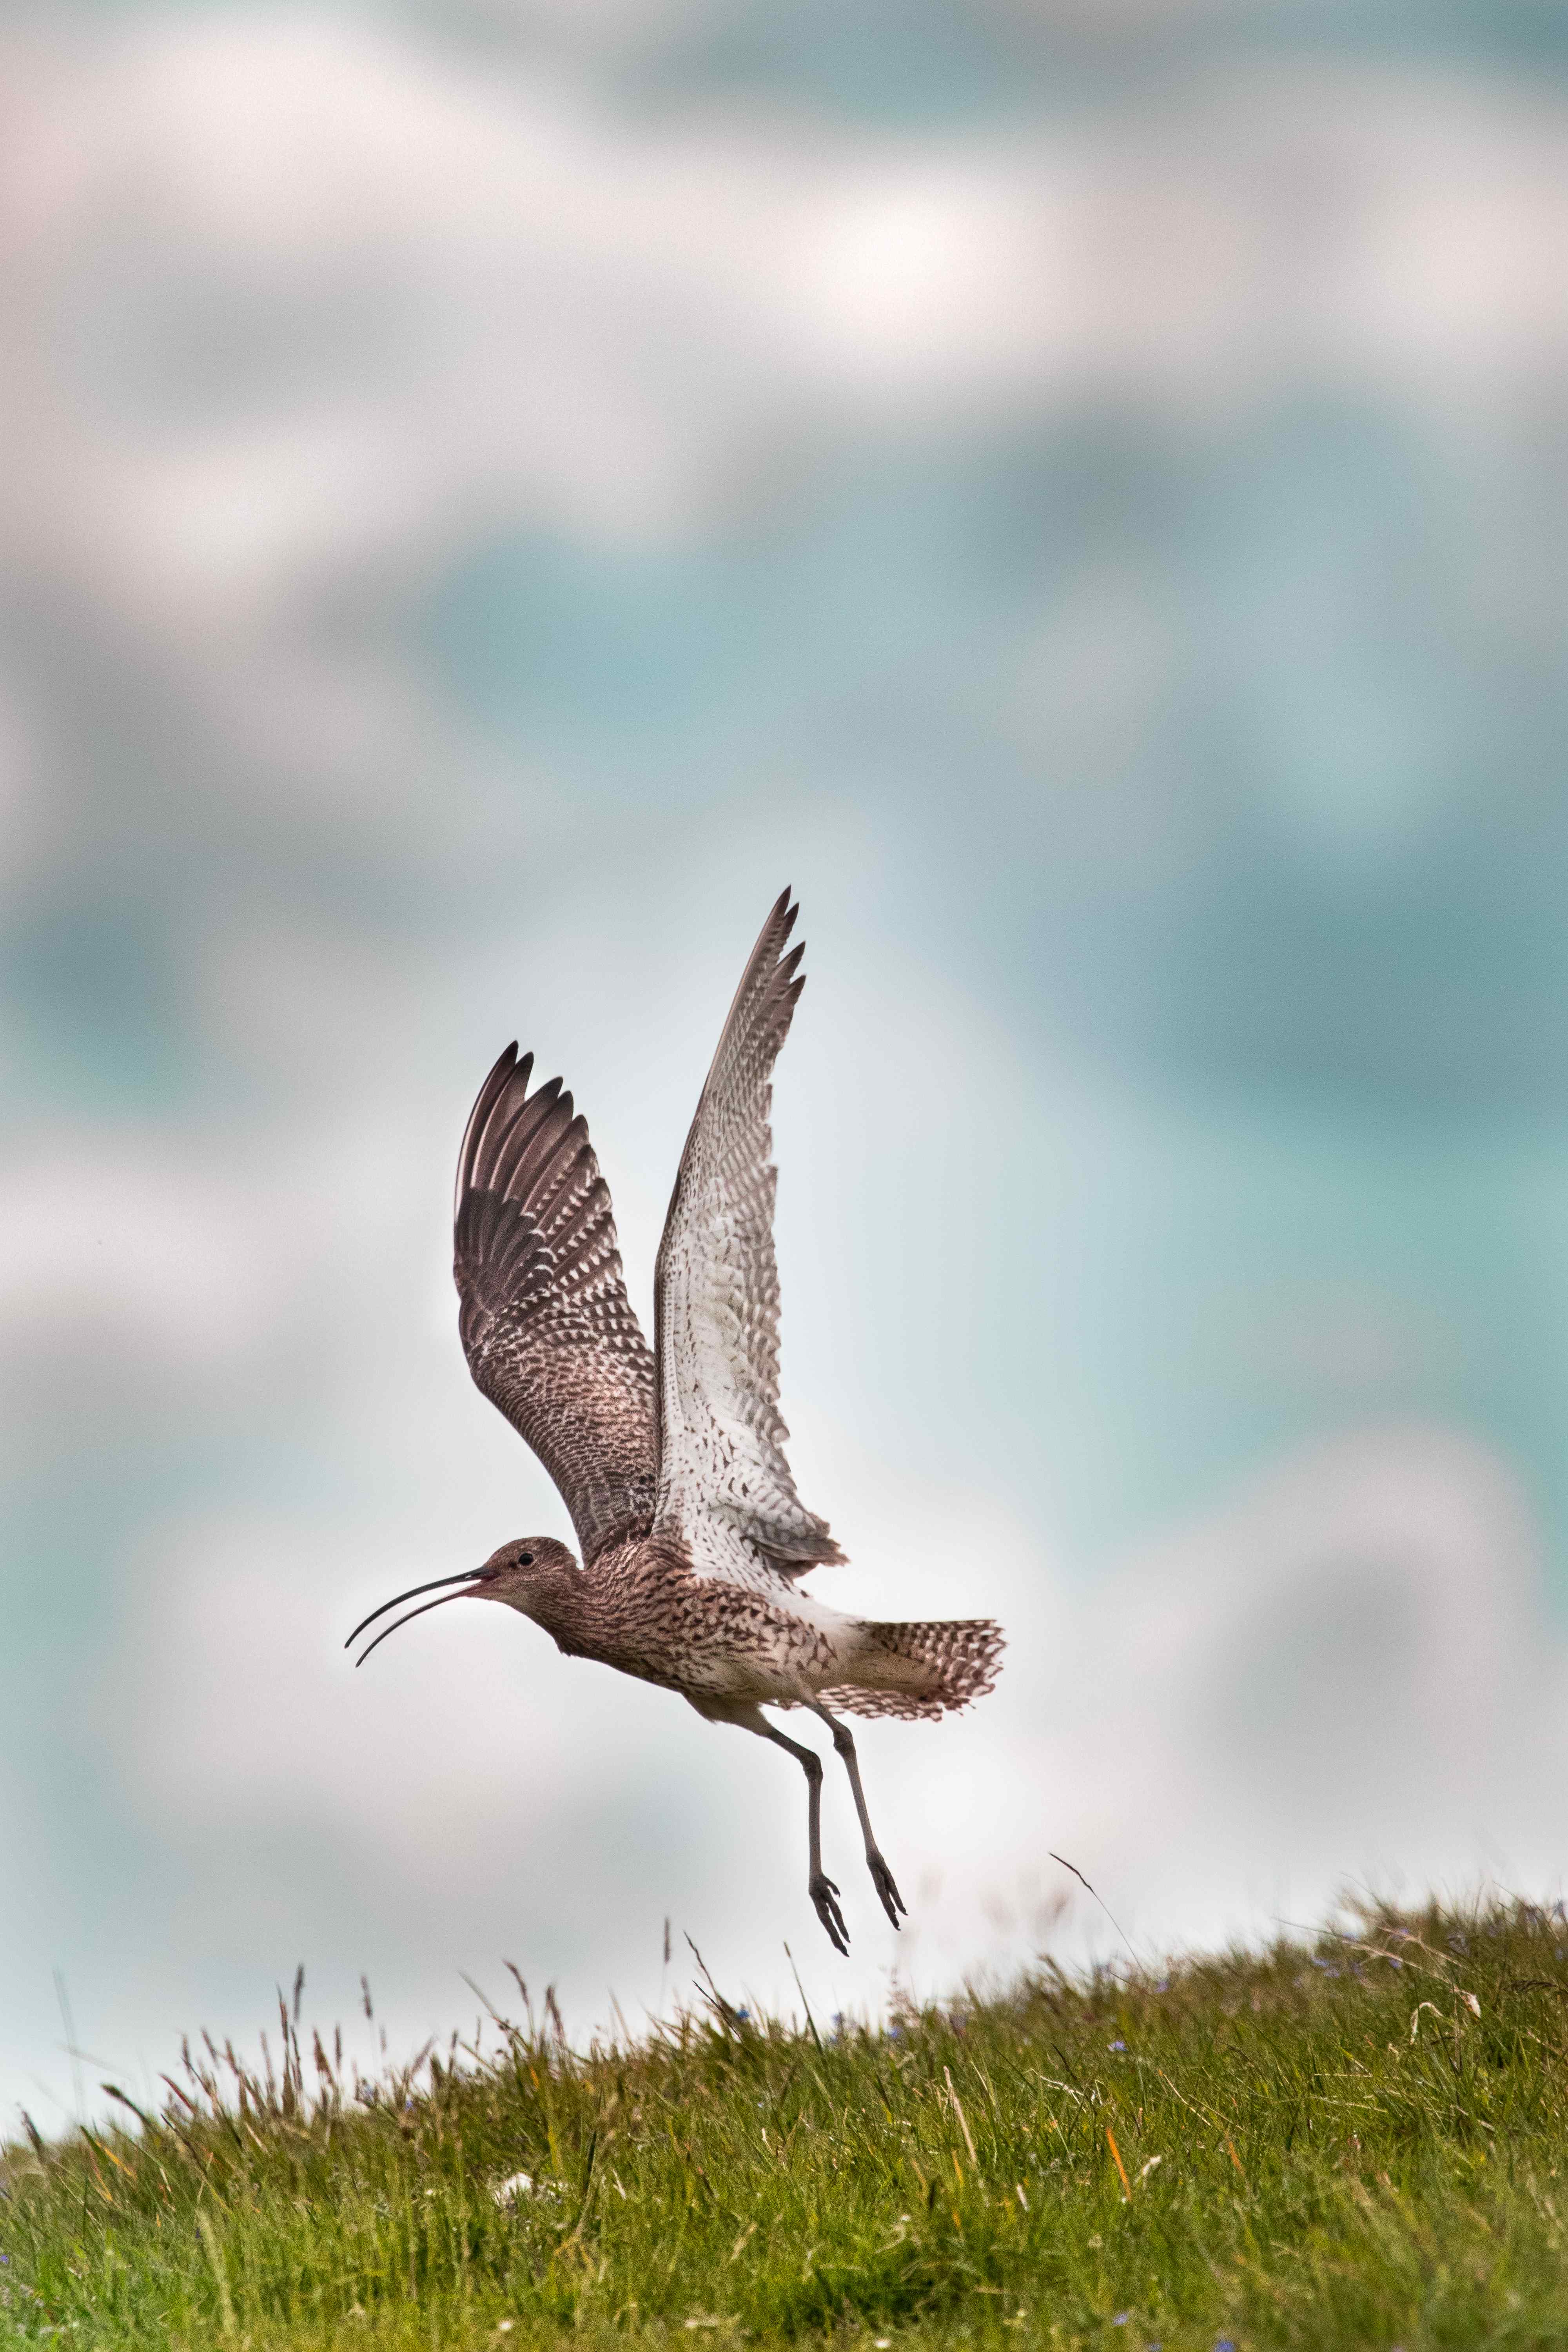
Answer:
(345, 1570, 489, 1666)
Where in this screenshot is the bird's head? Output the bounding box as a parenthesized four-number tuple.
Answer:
(346, 1534, 579, 1665)
(470, 1534, 579, 1607)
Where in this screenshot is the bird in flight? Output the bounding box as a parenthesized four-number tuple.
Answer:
(348, 891, 1003, 1951)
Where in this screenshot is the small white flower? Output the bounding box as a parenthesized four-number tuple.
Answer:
(492, 2172, 536, 2207)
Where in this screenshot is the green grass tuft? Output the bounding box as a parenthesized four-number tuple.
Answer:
(6, 1897, 1568, 2349)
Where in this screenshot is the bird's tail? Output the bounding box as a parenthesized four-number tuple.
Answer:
(815, 1617, 1005, 1722)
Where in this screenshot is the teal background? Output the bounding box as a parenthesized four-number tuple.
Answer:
(2, 0, 1566, 2127)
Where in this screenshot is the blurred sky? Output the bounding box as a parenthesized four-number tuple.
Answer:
(3, 0, 1568, 2127)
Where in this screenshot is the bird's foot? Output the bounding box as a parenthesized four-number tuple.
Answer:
(867, 1850, 906, 1929)
(810, 1872, 850, 1955)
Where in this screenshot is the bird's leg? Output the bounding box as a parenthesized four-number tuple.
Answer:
(809, 1705, 906, 1929)
(753, 1717, 849, 1955)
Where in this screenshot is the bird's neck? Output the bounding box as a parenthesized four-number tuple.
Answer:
(516, 1560, 597, 1655)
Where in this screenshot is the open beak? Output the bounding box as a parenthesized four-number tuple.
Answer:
(345, 1569, 492, 1668)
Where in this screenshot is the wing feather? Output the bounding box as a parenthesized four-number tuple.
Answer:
(652, 889, 842, 1593)
(455, 1045, 657, 1562)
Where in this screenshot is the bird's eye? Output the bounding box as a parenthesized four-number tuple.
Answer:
(517, 1552, 534, 1566)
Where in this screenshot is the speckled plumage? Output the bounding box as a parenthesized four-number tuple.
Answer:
(360, 890, 1004, 1948)
(454, 1045, 656, 1564)
(652, 891, 844, 1592)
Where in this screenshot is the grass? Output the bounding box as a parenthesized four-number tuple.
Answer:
(6, 1897, 1568, 2350)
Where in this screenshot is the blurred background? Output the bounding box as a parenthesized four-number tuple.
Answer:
(4, 0, 1568, 2126)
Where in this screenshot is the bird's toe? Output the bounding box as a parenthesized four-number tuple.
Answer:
(868, 1852, 906, 1928)
(810, 1873, 850, 1955)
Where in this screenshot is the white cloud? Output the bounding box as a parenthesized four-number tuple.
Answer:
(0, 14, 1558, 886)
(4, 21, 1564, 662)
(0, 1145, 292, 1368)
(68, 1414, 1566, 2120)
(3, 3, 1565, 2127)
(1039, 1423, 1568, 1944)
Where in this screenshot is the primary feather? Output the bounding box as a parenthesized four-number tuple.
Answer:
(652, 889, 844, 1594)
(453, 1045, 658, 1563)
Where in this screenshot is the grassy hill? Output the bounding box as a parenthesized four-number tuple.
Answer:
(5, 1898, 1568, 2350)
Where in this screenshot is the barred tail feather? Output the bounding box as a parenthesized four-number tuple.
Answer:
(816, 1617, 1005, 1722)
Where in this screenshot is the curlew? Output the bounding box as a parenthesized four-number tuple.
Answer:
(347, 892, 1003, 1951)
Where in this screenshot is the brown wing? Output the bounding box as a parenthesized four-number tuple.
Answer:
(454, 1044, 657, 1563)
(652, 889, 843, 1593)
